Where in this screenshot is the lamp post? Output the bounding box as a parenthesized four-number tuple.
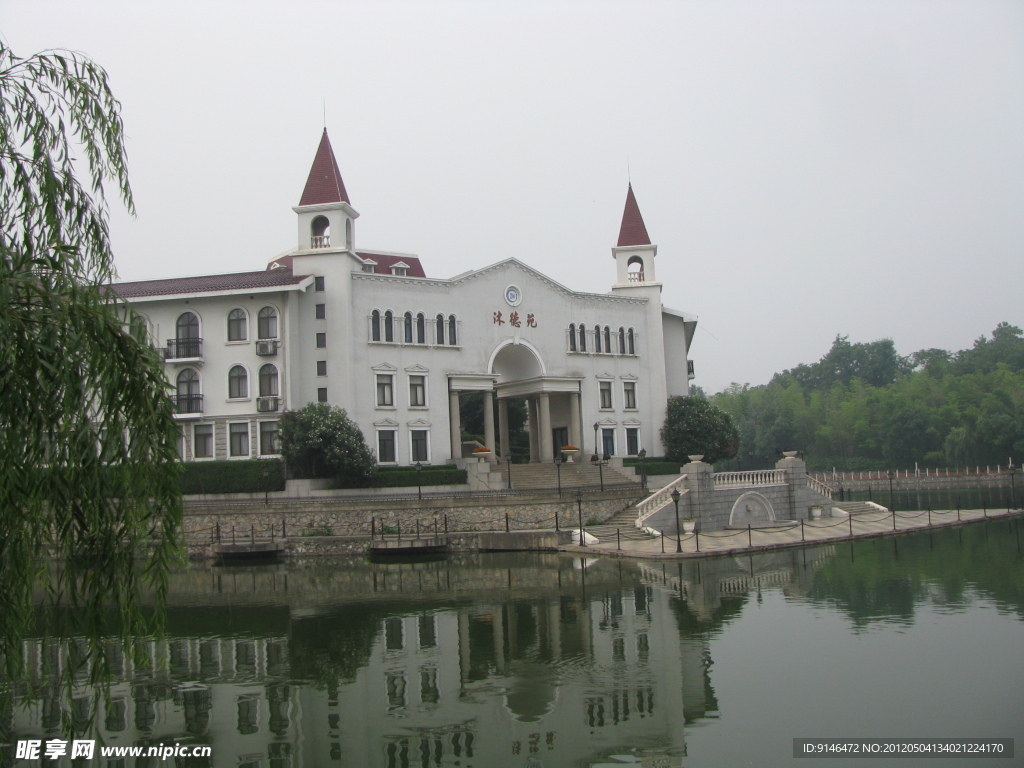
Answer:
(555, 454, 562, 496)
(262, 464, 269, 506)
(671, 488, 682, 553)
(506, 453, 513, 490)
(1009, 464, 1017, 510)
(638, 448, 647, 492)
(887, 469, 895, 513)
(592, 422, 599, 461)
(576, 490, 586, 547)
(415, 461, 423, 501)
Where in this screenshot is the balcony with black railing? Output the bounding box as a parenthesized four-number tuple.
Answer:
(174, 393, 204, 416)
(687, 360, 695, 379)
(165, 338, 203, 361)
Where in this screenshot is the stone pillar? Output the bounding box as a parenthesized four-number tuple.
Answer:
(449, 389, 462, 461)
(498, 398, 510, 459)
(777, 451, 807, 519)
(569, 391, 582, 450)
(539, 392, 553, 461)
(681, 456, 714, 529)
(528, 397, 539, 462)
(483, 390, 495, 456)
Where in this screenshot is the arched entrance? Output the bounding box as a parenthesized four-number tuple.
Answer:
(729, 492, 777, 526)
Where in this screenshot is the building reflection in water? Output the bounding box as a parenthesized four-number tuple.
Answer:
(4, 548, 836, 767)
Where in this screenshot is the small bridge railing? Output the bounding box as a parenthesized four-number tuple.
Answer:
(713, 469, 787, 487)
(806, 475, 834, 499)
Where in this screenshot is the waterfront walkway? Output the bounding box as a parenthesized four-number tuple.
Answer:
(563, 506, 1024, 560)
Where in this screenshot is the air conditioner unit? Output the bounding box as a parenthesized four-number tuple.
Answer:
(257, 397, 279, 412)
(256, 339, 278, 356)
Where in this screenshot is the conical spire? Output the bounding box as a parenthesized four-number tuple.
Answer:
(298, 128, 350, 206)
(616, 183, 651, 247)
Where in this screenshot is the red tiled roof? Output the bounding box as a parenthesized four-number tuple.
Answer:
(357, 252, 427, 278)
(616, 183, 651, 247)
(113, 269, 308, 299)
(299, 129, 350, 206)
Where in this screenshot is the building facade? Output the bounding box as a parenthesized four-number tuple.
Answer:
(115, 130, 697, 465)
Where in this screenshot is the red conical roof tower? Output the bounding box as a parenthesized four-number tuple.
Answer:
(616, 183, 651, 247)
(299, 129, 350, 206)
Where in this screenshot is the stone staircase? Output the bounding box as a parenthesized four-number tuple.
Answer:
(583, 503, 661, 544)
(832, 500, 889, 516)
(498, 461, 638, 491)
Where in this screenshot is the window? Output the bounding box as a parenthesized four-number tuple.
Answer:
(378, 430, 396, 463)
(384, 311, 394, 342)
(595, 326, 602, 353)
(176, 368, 201, 413)
(626, 427, 639, 456)
(404, 312, 413, 343)
(624, 381, 636, 410)
(193, 424, 213, 459)
(435, 314, 445, 345)
(315, 303, 326, 320)
(411, 430, 429, 462)
(409, 375, 426, 407)
(578, 324, 586, 352)
(416, 313, 425, 344)
(317, 387, 328, 403)
(391, 265, 408, 277)
(602, 428, 615, 457)
(448, 315, 457, 345)
(259, 364, 278, 397)
(257, 307, 278, 339)
(568, 324, 577, 351)
(599, 381, 612, 409)
(316, 360, 327, 376)
(315, 332, 326, 348)
(628, 328, 635, 355)
(176, 312, 199, 340)
(227, 309, 247, 341)
(345, 218, 353, 249)
(314, 276, 325, 291)
(371, 310, 381, 341)
(228, 365, 248, 399)
(260, 421, 280, 456)
(619, 327, 626, 354)
(376, 374, 394, 407)
(229, 423, 249, 457)
(604, 326, 612, 353)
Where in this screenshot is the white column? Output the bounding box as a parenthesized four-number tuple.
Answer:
(449, 389, 462, 461)
(483, 390, 495, 456)
(539, 392, 553, 461)
(528, 397, 538, 462)
(498, 398, 510, 459)
(569, 391, 581, 450)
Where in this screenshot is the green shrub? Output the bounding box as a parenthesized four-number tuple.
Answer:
(371, 467, 467, 488)
(180, 459, 285, 495)
(280, 403, 376, 486)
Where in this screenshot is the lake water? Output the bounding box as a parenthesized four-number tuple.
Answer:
(4, 520, 1023, 767)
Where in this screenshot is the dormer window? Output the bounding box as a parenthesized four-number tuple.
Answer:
(362, 259, 377, 274)
(390, 261, 410, 277)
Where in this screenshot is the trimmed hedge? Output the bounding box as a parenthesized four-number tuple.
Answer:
(623, 457, 681, 475)
(371, 465, 467, 488)
(181, 459, 286, 495)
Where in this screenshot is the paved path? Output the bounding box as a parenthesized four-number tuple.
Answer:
(560, 506, 1024, 560)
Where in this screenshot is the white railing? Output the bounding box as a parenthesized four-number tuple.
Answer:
(805, 475, 834, 499)
(311, 235, 331, 248)
(635, 476, 688, 528)
(713, 469, 786, 488)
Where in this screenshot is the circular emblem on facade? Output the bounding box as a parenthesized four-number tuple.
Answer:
(504, 284, 523, 307)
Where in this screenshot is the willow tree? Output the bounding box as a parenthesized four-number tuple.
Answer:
(0, 44, 182, 683)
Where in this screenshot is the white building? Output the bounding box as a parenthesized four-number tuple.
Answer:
(115, 130, 697, 465)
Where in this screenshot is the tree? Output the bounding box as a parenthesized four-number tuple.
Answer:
(0, 44, 182, 681)
(660, 396, 739, 465)
(280, 403, 376, 486)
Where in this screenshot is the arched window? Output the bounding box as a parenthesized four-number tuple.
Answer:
(618, 327, 626, 354)
(258, 307, 278, 339)
(176, 368, 200, 413)
(404, 311, 413, 343)
(371, 310, 381, 342)
(568, 324, 577, 352)
(311, 215, 330, 248)
(435, 313, 445, 345)
(578, 324, 587, 352)
(176, 312, 199, 339)
(416, 313, 426, 344)
(448, 315, 457, 345)
(227, 308, 247, 341)
(259, 364, 279, 397)
(384, 311, 394, 343)
(130, 314, 149, 343)
(228, 365, 248, 399)
(627, 256, 645, 283)
(595, 326, 602, 353)
(628, 328, 635, 355)
(345, 218, 353, 249)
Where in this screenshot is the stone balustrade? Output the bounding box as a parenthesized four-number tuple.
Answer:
(712, 470, 787, 488)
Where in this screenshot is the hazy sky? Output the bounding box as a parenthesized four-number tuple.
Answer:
(6, 1, 1024, 393)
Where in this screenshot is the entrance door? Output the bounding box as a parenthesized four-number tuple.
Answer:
(552, 427, 568, 456)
